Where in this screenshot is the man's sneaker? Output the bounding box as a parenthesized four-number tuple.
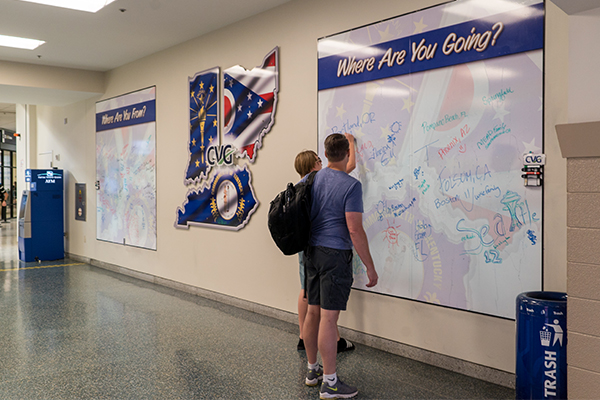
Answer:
(305, 365, 323, 386)
(319, 378, 358, 399)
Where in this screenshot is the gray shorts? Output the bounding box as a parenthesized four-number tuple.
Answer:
(305, 246, 354, 311)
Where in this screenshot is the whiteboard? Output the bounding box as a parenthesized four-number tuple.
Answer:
(96, 87, 157, 250)
(317, 0, 543, 319)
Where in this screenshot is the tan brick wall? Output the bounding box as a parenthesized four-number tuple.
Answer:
(567, 158, 600, 399)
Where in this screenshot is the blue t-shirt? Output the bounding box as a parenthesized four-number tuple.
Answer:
(308, 168, 363, 250)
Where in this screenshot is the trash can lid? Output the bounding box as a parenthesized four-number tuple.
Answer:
(518, 291, 567, 303)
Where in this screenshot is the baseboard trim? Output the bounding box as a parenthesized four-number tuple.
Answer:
(66, 252, 515, 389)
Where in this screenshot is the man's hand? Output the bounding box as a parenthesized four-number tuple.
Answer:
(347, 212, 377, 288)
(366, 267, 378, 288)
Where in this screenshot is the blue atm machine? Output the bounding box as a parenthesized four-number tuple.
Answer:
(18, 169, 65, 262)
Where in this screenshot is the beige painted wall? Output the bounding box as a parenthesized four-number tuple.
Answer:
(29, 0, 568, 374)
(0, 61, 104, 106)
(0, 60, 104, 93)
(568, 7, 600, 123)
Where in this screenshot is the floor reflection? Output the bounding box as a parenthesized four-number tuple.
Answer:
(0, 218, 515, 400)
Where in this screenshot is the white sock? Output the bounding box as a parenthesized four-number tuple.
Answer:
(324, 372, 337, 385)
(308, 361, 319, 371)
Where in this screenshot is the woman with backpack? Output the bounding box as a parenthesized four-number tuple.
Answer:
(293, 132, 356, 354)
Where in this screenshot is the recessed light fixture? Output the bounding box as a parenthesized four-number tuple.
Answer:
(0, 34, 45, 50)
(19, 0, 117, 13)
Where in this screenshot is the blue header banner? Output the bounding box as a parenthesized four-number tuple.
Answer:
(318, 3, 543, 90)
(95, 99, 156, 132)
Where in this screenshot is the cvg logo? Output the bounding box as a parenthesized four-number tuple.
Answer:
(523, 153, 545, 166)
(525, 155, 542, 163)
(207, 144, 235, 166)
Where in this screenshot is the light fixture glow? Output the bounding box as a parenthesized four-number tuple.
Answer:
(0, 34, 45, 50)
(19, 0, 117, 13)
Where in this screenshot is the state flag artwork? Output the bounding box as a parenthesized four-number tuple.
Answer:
(223, 47, 278, 162)
(175, 165, 258, 230)
(186, 67, 219, 184)
(177, 48, 278, 231)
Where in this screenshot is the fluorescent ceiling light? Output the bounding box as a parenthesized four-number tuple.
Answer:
(0, 34, 45, 50)
(18, 0, 117, 13)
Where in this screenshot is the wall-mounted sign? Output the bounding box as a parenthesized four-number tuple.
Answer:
(176, 48, 279, 231)
(96, 86, 157, 250)
(1, 130, 16, 150)
(317, 0, 543, 319)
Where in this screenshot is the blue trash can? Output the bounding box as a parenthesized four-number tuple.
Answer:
(516, 291, 567, 400)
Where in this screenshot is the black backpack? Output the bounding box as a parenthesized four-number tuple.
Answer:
(267, 171, 317, 255)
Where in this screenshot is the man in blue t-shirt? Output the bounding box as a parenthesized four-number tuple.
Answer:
(302, 133, 378, 399)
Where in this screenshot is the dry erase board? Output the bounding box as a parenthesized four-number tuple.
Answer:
(96, 87, 157, 250)
(317, 0, 543, 319)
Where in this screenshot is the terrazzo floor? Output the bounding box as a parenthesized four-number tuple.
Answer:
(0, 218, 515, 399)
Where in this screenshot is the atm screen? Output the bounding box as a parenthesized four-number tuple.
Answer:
(19, 194, 28, 219)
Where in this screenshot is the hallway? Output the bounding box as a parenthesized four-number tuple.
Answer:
(0, 219, 514, 399)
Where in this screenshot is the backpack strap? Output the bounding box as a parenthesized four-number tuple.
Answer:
(304, 170, 318, 204)
(302, 170, 318, 254)
(306, 170, 318, 184)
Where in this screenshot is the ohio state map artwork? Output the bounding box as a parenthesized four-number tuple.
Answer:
(223, 48, 278, 162)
